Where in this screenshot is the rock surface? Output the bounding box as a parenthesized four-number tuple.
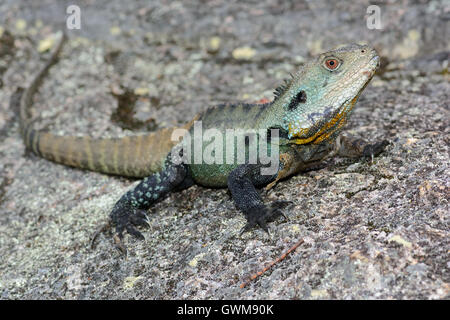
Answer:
(0, 0, 448, 299)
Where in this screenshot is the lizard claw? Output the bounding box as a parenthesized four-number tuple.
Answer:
(125, 224, 145, 240)
(130, 209, 150, 228)
(240, 202, 290, 235)
(270, 200, 292, 221)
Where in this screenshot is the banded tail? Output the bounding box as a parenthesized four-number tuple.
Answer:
(20, 32, 187, 178)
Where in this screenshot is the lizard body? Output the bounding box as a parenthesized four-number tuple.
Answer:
(20, 33, 388, 241)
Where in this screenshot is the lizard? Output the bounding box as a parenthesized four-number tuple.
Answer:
(19, 32, 388, 245)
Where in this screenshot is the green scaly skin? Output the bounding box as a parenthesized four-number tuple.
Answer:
(19, 33, 388, 244)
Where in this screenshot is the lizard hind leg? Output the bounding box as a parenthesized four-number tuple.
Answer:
(110, 158, 194, 241)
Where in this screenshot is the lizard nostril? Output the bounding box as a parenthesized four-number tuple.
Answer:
(361, 49, 366, 53)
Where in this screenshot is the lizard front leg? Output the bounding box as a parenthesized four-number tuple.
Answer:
(335, 134, 389, 159)
(227, 164, 288, 233)
(110, 158, 194, 240)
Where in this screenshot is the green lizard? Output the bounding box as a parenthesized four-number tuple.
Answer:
(20, 33, 388, 243)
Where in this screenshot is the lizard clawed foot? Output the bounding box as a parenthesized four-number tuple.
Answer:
(110, 199, 150, 245)
(363, 140, 389, 158)
(240, 201, 291, 235)
(90, 203, 149, 255)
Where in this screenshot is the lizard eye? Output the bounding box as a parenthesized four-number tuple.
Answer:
(324, 58, 340, 71)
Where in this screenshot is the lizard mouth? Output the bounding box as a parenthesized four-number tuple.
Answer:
(289, 95, 358, 145)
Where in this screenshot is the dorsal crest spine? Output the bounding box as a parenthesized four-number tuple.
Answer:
(273, 73, 295, 100)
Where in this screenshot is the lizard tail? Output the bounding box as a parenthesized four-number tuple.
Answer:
(19, 31, 188, 178)
(21, 126, 183, 177)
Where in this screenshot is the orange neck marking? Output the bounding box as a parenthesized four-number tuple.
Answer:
(289, 96, 359, 145)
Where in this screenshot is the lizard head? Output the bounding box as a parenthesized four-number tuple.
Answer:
(275, 43, 379, 144)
